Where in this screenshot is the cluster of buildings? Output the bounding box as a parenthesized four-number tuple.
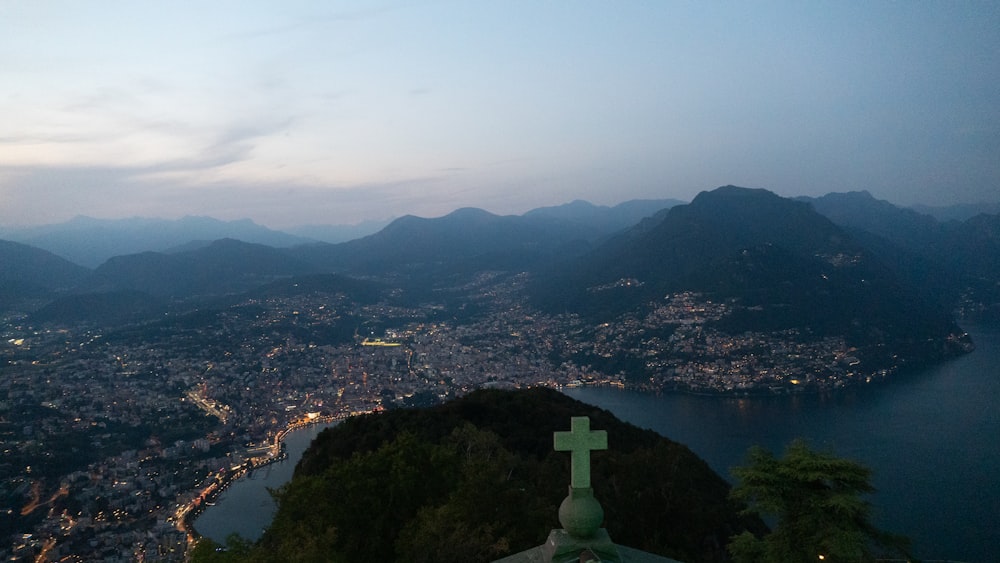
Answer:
(567, 292, 878, 393)
(0, 275, 912, 560)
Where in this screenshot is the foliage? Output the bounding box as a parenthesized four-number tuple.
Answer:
(188, 534, 261, 563)
(193, 388, 760, 563)
(728, 439, 909, 563)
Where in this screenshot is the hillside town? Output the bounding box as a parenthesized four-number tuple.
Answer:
(0, 272, 966, 561)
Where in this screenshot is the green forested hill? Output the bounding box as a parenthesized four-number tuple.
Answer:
(192, 388, 762, 563)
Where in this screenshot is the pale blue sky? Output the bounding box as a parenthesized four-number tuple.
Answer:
(1, 1, 998, 227)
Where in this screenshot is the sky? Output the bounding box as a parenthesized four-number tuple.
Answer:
(1, 1, 998, 229)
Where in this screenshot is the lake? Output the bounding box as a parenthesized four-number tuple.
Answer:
(192, 421, 338, 543)
(195, 324, 998, 562)
(564, 323, 999, 563)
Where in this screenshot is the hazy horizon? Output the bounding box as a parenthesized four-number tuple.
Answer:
(2, 2, 998, 229)
(6, 188, 999, 233)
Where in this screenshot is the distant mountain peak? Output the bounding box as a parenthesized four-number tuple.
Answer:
(0, 239, 90, 289)
(2, 216, 314, 268)
(691, 185, 785, 205)
(682, 187, 822, 236)
(444, 207, 501, 220)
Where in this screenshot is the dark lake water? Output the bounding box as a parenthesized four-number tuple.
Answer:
(195, 324, 998, 562)
(565, 324, 1000, 563)
(193, 421, 338, 543)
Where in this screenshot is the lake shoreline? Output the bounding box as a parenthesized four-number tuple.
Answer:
(195, 324, 997, 561)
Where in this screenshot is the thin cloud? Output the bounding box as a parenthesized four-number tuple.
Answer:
(59, 87, 141, 114)
(211, 118, 295, 150)
(224, 6, 397, 41)
(0, 133, 104, 145)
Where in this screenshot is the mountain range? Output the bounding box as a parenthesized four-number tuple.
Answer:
(0, 240, 91, 310)
(0, 200, 681, 269)
(530, 188, 971, 372)
(0, 215, 315, 268)
(798, 190, 1000, 316)
(287, 202, 674, 276)
(2, 188, 997, 336)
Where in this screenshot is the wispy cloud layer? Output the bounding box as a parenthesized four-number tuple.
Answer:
(1, 1, 998, 227)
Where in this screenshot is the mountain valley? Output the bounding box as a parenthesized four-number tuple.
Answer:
(0, 186, 996, 561)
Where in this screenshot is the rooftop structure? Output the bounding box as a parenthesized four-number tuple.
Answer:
(493, 416, 681, 563)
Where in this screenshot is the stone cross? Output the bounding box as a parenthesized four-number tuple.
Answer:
(554, 416, 607, 489)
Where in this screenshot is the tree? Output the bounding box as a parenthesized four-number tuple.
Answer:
(189, 534, 256, 563)
(261, 431, 460, 563)
(728, 439, 909, 562)
(196, 389, 760, 563)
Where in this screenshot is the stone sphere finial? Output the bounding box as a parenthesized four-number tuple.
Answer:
(558, 486, 604, 538)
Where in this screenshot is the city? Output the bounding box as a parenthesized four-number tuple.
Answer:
(0, 271, 967, 561)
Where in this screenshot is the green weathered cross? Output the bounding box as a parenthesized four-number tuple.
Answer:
(554, 416, 608, 489)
